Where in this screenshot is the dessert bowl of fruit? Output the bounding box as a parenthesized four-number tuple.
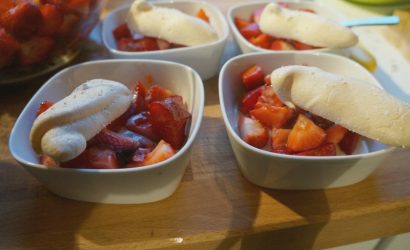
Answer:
(219, 52, 410, 190)
(0, 0, 104, 85)
(102, 0, 229, 80)
(9, 59, 204, 204)
(227, 1, 358, 56)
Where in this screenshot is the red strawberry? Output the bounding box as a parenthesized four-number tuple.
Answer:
(61, 147, 119, 169)
(238, 115, 268, 148)
(126, 147, 152, 167)
(88, 129, 139, 152)
(250, 104, 294, 128)
(271, 128, 292, 154)
(195, 8, 209, 23)
(239, 22, 261, 39)
(242, 64, 265, 90)
(255, 85, 284, 107)
(36, 100, 54, 117)
(250, 7, 264, 23)
(126, 111, 158, 141)
(117, 37, 159, 52)
(239, 85, 263, 114)
(133, 80, 146, 112)
(0, 2, 42, 41)
(270, 39, 295, 50)
(112, 23, 131, 41)
(0, 0, 14, 16)
(234, 17, 251, 30)
(295, 143, 336, 156)
(325, 125, 347, 144)
(145, 84, 174, 104)
(149, 96, 191, 149)
(339, 130, 360, 155)
(38, 4, 63, 36)
(39, 154, 60, 167)
(0, 28, 20, 69)
(141, 140, 176, 166)
(120, 130, 155, 149)
(20, 36, 54, 65)
(250, 33, 272, 49)
(287, 114, 326, 152)
(292, 40, 317, 50)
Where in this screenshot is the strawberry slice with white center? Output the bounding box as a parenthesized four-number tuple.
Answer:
(271, 128, 292, 154)
(141, 140, 175, 166)
(238, 115, 268, 148)
(325, 125, 347, 144)
(250, 103, 294, 128)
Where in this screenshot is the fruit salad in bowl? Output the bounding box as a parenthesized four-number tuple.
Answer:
(9, 59, 204, 204)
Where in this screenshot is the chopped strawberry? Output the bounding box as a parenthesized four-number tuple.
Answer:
(36, 101, 54, 117)
(64, 0, 90, 17)
(287, 114, 326, 152)
(126, 111, 159, 141)
(0, 0, 14, 16)
(295, 143, 336, 156)
(19, 36, 54, 65)
(238, 115, 268, 148)
(270, 39, 295, 50)
(112, 23, 131, 41)
(120, 130, 155, 149)
(256, 85, 284, 107)
(250, 7, 264, 23)
(149, 96, 191, 149)
(271, 128, 291, 154)
(234, 17, 251, 30)
(156, 38, 171, 50)
(196, 8, 209, 23)
(117, 37, 159, 52)
(141, 140, 176, 166)
(292, 40, 317, 50)
(242, 64, 265, 90)
(132, 80, 147, 112)
(39, 154, 60, 167)
(250, 33, 272, 49)
(239, 86, 263, 114)
(126, 147, 152, 167)
(38, 4, 63, 36)
(1, 2, 42, 41)
(0, 28, 20, 69)
(61, 147, 119, 169)
(239, 22, 261, 39)
(145, 84, 174, 104)
(325, 125, 347, 144)
(339, 130, 360, 155)
(250, 104, 294, 128)
(88, 129, 139, 152)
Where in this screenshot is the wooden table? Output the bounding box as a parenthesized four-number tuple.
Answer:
(1, 1, 410, 249)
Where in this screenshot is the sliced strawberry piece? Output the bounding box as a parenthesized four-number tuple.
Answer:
(156, 38, 171, 50)
(125, 147, 152, 167)
(250, 104, 294, 129)
(38, 4, 63, 36)
(0, 2, 42, 41)
(0, 0, 14, 16)
(133, 80, 147, 112)
(239, 22, 261, 39)
(287, 114, 326, 152)
(0, 28, 20, 69)
(39, 154, 60, 167)
(250, 33, 272, 49)
(242, 64, 265, 90)
(141, 140, 176, 166)
(112, 23, 131, 41)
(234, 17, 251, 30)
(61, 147, 119, 169)
(36, 101, 54, 117)
(196, 8, 209, 23)
(239, 85, 263, 114)
(325, 125, 347, 144)
(120, 130, 155, 149)
(339, 130, 360, 155)
(149, 96, 191, 149)
(238, 115, 268, 148)
(270, 39, 295, 50)
(256, 85, 284, 107)
(250, 7, 264, 23)
(271, 128, 291, 153)
(64, 0, 90, 17)
(20, 36, 54, 65)
(295, 143, 336, 156)
(292, 40, 317, 50)
(126, 111, 158, 141)
(88, 129, 139, 152)
(145, 84, 174, 104)
(117, 37, 159, 52)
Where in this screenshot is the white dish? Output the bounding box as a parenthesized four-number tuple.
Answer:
(219, 52, 394, 190)
(227, 0, 355, 56)
(102, 0, 229, 80)
(9, 59, 204, 204)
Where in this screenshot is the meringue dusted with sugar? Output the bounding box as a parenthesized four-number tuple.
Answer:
(30, 79, 132, 162)
(270, 65, 410, 147)
(127, 0, 218, 46)
(258, 3, 358, 49)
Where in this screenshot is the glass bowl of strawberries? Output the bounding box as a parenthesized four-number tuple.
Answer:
(0, 0, 104, 85)
(219, 52, 394, 190)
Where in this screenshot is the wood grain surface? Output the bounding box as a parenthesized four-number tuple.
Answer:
(1, 1, 410, 249)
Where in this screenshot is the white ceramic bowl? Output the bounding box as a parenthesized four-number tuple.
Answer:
(9, 59, 204, 204)
(227, 0, 354, 56)
(102, 0, 229, 80)
(219, 52, 394, 190)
